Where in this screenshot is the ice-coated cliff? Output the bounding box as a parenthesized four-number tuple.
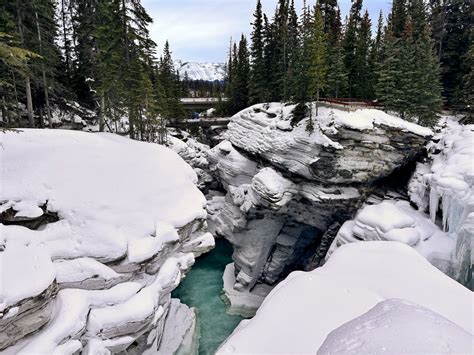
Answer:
(206, 103, 432, 312)
(0, 130, 214, 353)
(328, 118, 472, 286)
(218, 242, 473, 354)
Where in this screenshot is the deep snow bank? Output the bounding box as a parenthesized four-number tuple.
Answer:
(318, 299, 473, 355)
(0, 129, 214, 353)
(218, 242, 473, 354)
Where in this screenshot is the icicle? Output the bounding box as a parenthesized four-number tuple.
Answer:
(442, 194, 450, 232)
(429, 188, 439, 223)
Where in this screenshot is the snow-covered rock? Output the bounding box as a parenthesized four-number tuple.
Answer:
(0, 129, 214, 352)
(227, 103, 431, 183)
(208, 103, 432, 311)
(327, 200, 456, 275)
(409, 118, 473, 285)
(175, 61, 225, 82)
(318, 299, 473, 355)
(218, 242, 473, 354)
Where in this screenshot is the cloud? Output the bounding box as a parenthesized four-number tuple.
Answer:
(143, 0, 391, 62)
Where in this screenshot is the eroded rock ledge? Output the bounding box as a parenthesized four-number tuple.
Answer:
(0, 130, 214, 353)
(206, 103, 432, 312)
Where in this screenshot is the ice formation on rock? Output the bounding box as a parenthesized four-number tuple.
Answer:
(408, 118, 473, 285)
(0, 129, 214, 353)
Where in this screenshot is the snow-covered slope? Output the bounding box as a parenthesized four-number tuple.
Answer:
(175, 60, 225, 82)
(318, 299, 473, 355)
(218, 242, 473, 354)
(0, 129, 214, 353)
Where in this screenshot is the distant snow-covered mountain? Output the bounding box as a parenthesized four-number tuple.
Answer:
(175, 61, 226, 82)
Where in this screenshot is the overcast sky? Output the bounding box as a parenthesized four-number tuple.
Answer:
(142, 0, 392, 63)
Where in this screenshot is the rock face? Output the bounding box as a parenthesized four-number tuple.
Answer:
(207, 103, 432, 310)
(0, 130, 214, 353)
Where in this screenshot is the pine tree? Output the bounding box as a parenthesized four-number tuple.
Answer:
(342, 0, 363, 97)
(388, 0, 407, 38)
(438, 0, 470, 108)
(461, 28, 473, 121)
(309, 6, 327, 118)
(249, 0, 266, 104)
(293, 0, 312, 103)
(286, 0, 300, 101)
(326, 44, 348, 98)
(352, 10, 372, 98)
(234, 35, 250, 112)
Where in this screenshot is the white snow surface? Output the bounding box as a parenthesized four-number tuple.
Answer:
(317, 299, 473, 355)
(175, 61, 225, 82)
(218, 242, 473, 354)
(327, 200, 456, 273)
(0, 129, 207, 309)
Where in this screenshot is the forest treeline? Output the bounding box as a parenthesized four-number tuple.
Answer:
(0, 0, 184, 141)
(223, 0, 473, 127)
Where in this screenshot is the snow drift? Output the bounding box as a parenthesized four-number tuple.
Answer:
(218, 242, 473, 354)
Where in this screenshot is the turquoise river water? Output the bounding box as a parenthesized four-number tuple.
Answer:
(172, 239, 245, 355)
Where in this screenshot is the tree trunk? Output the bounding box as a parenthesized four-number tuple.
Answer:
(121, 0, 134, 139)
(25, 77, 34, 127)
(61, 0, 71, 77)
(99, 93, 105, 132)
(35, 11, 52, 128)
(316, 88, 320, 116)
(17, 5, 34, 127)
(12, 71, 21, 126)
(2, 96, 8, 125)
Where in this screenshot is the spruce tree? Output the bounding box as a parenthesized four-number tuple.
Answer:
(249, 0, 266, 104)
(308, 6, 327, 118)
(342, 0, 363, 97)
(352, 10, 372, 98)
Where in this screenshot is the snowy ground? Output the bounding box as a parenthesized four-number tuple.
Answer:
(0, 129, 214, 353)
(218, 242, 473, 354)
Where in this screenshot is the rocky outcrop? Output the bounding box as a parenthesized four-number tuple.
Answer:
(0, 130, 215, 353)
(207, 103, 432, 311)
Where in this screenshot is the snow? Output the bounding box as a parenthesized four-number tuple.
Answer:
(0, 129, 207, 306)
(54, 258, 120, 284)
(327, 200, 455, 273)
(18, 282, 142, 354)
(175, 61, 225, 82)
(0, 243, 55, 313)
(218, 242, 473, 354)
(336, 108, 433, 137)
(317, 299, 473, 355)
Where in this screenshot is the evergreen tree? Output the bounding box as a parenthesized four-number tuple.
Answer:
(352, 10, 372, 98)
(342, 0, 363, 97)
(388, 0, 407, 38)
(286, 0, 300, 101)
(439, 0, 470, 108)
(326, 44, 348, 98)
(249, 0, 266, 104)
(308, 6, 327, 118)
